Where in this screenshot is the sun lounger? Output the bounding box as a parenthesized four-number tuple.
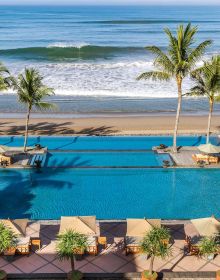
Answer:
(26, 222, 41, 249)
(185, 235, 200, 255)
(16, 236, 31, 255)
(0, 219, 41, 255)
(87, 236, 98, 255)
(59, 216, 103, 256)
(192, 154, 219, 164)
(125, 218, 161, 255)
(0, 155, 12, 166)
(208, 156, 219, 163)
(192, 154, 209, 164)
(125, 236, 143, 255)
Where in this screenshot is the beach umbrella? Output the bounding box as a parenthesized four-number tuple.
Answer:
(191, 217, 220, 237)
(126, 218, 161, 237)
(198, 143, 220, 154)
(59, 216, 97, 235)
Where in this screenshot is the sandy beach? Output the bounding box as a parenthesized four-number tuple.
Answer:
(0, 115, 220, 135)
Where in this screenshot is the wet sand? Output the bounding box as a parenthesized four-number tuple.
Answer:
(0, 115, 220, 135)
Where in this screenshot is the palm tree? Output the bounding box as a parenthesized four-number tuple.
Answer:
(0, 62, 11, 91)
(12, 68, 55, 151)
(137, 23, 212, 152)
(187, 56, 220, 143)
(56, 230, 87, 279)
(140, 227, 171, 279)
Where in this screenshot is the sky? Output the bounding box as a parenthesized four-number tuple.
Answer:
(0, 0, 220, 5)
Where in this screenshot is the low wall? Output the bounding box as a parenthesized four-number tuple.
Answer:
(7, 272, 216, 280)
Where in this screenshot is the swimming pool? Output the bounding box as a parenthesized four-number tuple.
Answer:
(0, 135, 219, 220)
(45, 151, 172, 167)
(0, 168, 219, 220)
(0, 135, 218, 150)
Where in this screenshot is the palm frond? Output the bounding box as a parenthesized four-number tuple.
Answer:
(188, 40, 212, 65)
(137, 71, 171, 81)
(145, 46, 174, 74)
(56, 230, 88, 261)
(188, 55, 220, 100)
(35, 102, 56, 111)
(0, 62, 11, 90)
(13, 67, 55, 110)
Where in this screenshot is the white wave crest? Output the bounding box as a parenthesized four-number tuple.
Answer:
(54, 89, 178, 98)
(47, 42, 90, 48)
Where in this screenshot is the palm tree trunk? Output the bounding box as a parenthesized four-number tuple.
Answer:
(71, 255, 75, 271)
(173, 78, 182, 153)
(24, 107, 31, 152)
(206, 99, 213, 144)
(149, 255, 155, 276)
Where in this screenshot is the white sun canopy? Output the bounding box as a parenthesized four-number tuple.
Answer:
(191, 216, 220, 237)
(198, 143, 220, 154)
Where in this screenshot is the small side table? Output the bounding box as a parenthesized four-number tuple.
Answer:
(31, 238, 41, 250)
(98, 236, 107, 249)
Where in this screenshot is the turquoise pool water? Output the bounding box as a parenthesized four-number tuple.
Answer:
(46, 151, 172, 167)
(0, 168, 219, 220)
(0, 135, 217, 150)
(0, 135, 219, 220)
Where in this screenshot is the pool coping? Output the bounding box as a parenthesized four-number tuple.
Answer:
(0, 133, 219, 136)
(6, 271, 217, 279)
(25, 219, 192, 224)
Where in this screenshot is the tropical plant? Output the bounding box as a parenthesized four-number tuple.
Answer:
(187, 55, 220, 143)
(140, 227, 171, 279)
(0, 223, 17, 280)
(12, 68, 55, 151)
(198, 236, 218, 260)
(56, 230, 88, 280)
(0, 62, 11, 91)
(137, 23, 212, 152)
(0, 222, 17, 253)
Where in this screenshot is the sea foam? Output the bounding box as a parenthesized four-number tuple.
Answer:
(47, 42, 90, 48)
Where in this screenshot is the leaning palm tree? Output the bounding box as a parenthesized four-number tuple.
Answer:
(0, 62, 11, 90)
(137, 23, 212, 152)
(12, 68, 55, 151)
(187, 55, 220, 143)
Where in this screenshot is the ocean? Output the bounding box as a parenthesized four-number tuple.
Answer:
(0, 5, 220, 116)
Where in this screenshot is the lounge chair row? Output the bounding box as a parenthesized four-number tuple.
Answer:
(192, 154, 219, 164)
(4, 216, 220, 259)
(0, 216, 105, 257)
(0, 217, 163, 257)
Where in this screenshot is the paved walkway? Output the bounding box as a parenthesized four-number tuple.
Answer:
(0, 221, 220, 274)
